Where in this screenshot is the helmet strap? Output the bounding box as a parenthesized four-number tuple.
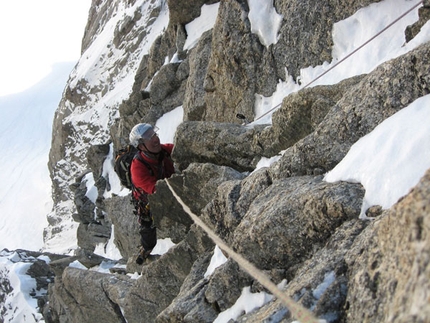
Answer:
(141, 142, 160, 157)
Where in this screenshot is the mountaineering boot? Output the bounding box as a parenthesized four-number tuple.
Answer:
(135, 247, 152, 265)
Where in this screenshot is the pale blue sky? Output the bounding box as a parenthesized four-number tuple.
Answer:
(0, 0, 91, 96)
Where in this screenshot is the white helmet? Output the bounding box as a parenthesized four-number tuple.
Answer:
(129, 123, 154, 147)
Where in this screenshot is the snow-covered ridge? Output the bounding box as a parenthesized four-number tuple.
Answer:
(66, 0, 169, 139)
(45, 0, 170, 253)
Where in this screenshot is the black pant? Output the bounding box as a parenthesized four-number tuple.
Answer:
(139, 222, 157, 251)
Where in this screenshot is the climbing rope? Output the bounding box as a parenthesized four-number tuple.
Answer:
(253, 0, 424, 124)
(166, 180, 320, 323)
(165, 2, 425, 321)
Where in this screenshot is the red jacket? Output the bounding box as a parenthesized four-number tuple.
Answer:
(130, 144, 175, 199)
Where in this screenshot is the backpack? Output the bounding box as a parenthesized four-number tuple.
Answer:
(114, 144, 168, 189)
(114, 144, 139, 189)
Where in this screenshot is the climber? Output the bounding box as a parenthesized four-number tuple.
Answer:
(129, 123, 175, 264)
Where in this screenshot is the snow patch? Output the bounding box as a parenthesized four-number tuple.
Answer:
(247, 0, 283, 47)
(324, 94, 430, 218)
(184, 3, 220, 50)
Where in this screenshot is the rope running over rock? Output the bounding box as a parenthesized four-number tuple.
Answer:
(165, 2, 425, 320)
(166, 179, 320, 323)
(253, 0, 424, 124)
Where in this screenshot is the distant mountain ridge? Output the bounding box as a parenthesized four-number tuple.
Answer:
(0, 61, 76, 251)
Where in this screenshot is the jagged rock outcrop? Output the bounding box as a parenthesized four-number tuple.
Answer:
(345, 168, 430, 322)
(41, 0, 430, 322)
(0, 249, 69, 321)
(271, 42, 430, 179)
(235, 167, 430, 323)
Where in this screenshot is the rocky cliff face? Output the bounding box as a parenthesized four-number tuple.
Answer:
(41, 0, 430, 322)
